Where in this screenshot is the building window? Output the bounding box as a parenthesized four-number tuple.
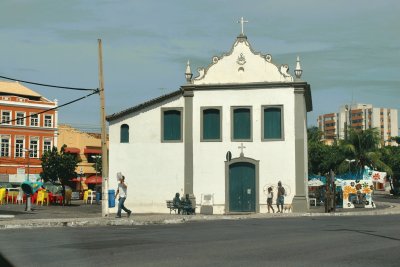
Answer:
(44, 115, 53, 127)
(162, 108, 183, 142)
(30, 114, 39, 127)
(201, 107, 222, 141)
(15, 137, 24, 158)
(16, 112, 26, 126)
(29, 138, 39, 158)
(43, 138, 52, 153)
(1, 136, 10, 157)
(120, 124, 129, 143)
(263, 106, 284, 140)
(1, 111, 11, 125)
(232, 107, 252, 141)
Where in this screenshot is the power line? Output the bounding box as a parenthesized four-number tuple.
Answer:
(0, 75, 97, 91)
(0, 89, 99, 125)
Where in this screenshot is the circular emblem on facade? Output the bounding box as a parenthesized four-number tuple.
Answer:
(265, 54, 272, 62)
(212, 56, 219, 63)
(236, 53, 246, 65)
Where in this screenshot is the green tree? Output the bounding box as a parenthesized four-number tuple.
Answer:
(41, 145, 78, 186)
(308, 127, 345, 175)
(338, 128, 392, 176)
(380, 146, 400, 179)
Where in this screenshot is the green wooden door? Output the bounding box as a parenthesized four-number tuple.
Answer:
(229, 162, 256, 212)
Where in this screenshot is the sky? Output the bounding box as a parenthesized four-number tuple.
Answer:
(1, 0, 399, 131)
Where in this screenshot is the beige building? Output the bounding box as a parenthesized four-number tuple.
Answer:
(57, 124, 108, 190)
(318, 104, 398, 145)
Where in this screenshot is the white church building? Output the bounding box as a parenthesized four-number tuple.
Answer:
(106, 25, 312, 214)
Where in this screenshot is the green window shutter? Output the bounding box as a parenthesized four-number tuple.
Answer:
(264, 107, 282, 139)
(203, 109, 220, 140)
(163, 110, 181, 141)
(233, 108, 251, 139)
(120, 124, 129, 143)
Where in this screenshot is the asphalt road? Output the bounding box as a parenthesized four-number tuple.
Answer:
(1, 214, 400, 267)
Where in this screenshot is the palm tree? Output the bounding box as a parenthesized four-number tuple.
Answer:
(338, 128, 392, 177)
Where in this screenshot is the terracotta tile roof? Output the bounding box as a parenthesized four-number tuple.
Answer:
(0, 81, 42, 97)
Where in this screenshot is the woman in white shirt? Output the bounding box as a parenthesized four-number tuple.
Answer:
(267, 187, 275, 213)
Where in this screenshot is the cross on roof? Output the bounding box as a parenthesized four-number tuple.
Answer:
(238, 143, 246, 157)
(237, 17, 248, 35)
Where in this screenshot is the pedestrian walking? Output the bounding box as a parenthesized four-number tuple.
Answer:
(115, 175, 132, 218)
(267, 187, 275, 213)
(276, 181, 285, 213)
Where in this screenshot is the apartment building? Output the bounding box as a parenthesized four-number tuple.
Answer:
(0, 81, 58, 183)
(317, 104, 398, 145)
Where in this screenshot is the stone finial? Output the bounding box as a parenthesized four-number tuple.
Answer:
(185, 60, 193, 83)
(295, 56, 303, 79)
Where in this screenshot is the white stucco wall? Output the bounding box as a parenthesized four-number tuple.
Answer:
(192, 88, 296, 214)
(108, 96, 185, 213)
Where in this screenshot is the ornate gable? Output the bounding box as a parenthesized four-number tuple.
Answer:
(192, 35, 293, 85)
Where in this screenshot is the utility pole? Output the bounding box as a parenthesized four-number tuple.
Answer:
(98, 39, 109, 217)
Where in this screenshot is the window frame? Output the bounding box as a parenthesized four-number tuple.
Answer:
(44, 114, 53, 128)
(0, 135, 10, 157)
(16, 112, 26, 126)
(43, 138, 52, 153)
(15, 136, 25, 158)
(30, 113, 39, 127)
(120, 124, 130, 143)
(161, 107, 183, 143)
(201, 106, 222, 142)
(231, 106, 253, 142)
(1, 110, 11, 125)
(29, 137, 39, 158)
(261, 105, 285, 141)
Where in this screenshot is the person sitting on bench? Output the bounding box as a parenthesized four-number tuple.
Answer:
(181, 194, 195, 215)
(173, 192, 182, 214)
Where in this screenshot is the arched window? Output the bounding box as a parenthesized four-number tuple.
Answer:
(120, 124, 129, 143)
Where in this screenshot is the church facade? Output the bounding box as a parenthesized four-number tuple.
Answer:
(106, 32, 312, 214)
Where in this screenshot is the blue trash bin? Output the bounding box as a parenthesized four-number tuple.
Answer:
(96, 192, 101, 204)
(108, 189, 115, 208)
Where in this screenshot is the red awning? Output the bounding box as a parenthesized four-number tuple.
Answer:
(70, 177, 83, 182)
(84, 148, 101, 154)
(85, 175, 102, 184)
(64, 147, 80, 154)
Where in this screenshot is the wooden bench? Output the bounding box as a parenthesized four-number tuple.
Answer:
(166, 200, 179, 214)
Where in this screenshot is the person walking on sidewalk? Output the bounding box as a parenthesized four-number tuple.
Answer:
(276, 181, 285, 213)
(115, 176, 132, 218)
(267, 187, 275, 213)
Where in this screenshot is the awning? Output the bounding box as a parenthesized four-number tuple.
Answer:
(70, 177, 83, 182)
(85, 175, 102, 184)
(84, 148, 101, 154)
(64, 147, 80, 154)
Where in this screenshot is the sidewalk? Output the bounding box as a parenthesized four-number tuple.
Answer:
(1, 193, 399, 229)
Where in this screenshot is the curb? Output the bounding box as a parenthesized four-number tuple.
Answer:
(1, 202, 399, 230)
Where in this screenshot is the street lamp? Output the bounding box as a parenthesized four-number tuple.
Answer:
(91, 155, 101, 187)
(345, 159, 356, 173)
